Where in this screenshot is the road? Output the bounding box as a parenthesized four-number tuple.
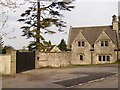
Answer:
(2, 64, 119, 89)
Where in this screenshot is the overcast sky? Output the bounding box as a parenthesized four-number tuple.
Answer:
(2, 0, 119, 49)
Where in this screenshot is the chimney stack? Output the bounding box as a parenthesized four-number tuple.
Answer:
(112, 15, 118, 31)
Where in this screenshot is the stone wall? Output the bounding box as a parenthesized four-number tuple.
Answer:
(0, 55, 11, 75)
(0, 50, 16, 75)
(36, 52, 72, 68)
(70, 31, 118, 65)
(71, 31, 92, 65)
(93, 31, 117, 64)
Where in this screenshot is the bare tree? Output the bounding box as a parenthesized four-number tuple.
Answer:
(0, 0, 25, 39)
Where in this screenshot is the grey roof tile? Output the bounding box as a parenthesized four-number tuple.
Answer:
(68, 25, 117, 48)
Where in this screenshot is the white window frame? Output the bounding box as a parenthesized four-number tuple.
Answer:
(101, 40, 109, 47)
(78, 41, 85, 47)
(98, 55, 110, 62)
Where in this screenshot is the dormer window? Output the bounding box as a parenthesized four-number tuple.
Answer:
(78, 41, 85, 47)
(101, 41, 108, 47)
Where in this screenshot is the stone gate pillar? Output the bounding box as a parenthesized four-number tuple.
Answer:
(10, 50, 16, 76)
(35, 50, 40, 69)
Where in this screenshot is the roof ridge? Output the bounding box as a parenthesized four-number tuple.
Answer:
(71, 25, 112, 29)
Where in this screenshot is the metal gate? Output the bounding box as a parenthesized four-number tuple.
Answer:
(16, 51, 35, 73)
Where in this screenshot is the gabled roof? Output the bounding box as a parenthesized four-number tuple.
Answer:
(47, 45, 56, 52)
(50, 45, 61, 52)
(68, 25, 117, 48)
(105, 29, 117, 46)
(47, 45, 61, 52)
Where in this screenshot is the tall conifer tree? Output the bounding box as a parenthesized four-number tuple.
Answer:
(18, 0, 75, 51)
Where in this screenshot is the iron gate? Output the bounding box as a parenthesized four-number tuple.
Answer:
(16, 51, 35, 73)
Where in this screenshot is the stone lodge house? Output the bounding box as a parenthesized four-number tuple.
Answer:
(67, 15, 119, 64)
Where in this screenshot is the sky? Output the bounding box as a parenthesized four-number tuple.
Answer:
(1, 0, 119, 49)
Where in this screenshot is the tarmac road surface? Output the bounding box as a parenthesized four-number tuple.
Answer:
(2, 64, 119, 88)
(53, 72, 117, 87)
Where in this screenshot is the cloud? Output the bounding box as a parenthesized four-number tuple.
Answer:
(76, 0, 119, 2)
(2, 0, 119, 49)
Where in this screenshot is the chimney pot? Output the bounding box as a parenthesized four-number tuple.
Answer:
(112, 15, 118, 33)
(112, 15, 117, 22)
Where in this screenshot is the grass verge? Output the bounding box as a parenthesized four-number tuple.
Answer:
(114, 60, 120, 64)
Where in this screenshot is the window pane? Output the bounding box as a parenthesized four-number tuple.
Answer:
(107, 56, 110, 61)
(101, 41, 104, 46)
(82, 42, 85, 46)
(99, 56, 101, 61)
(105, 41, 108, 46)
(78, 42, 81, 47)
(80, 55, 83, 61)
(103, 56, 105, 61)
(92, 44, 94, 48)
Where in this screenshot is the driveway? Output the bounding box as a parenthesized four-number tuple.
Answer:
(2, 64, 119, 88)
